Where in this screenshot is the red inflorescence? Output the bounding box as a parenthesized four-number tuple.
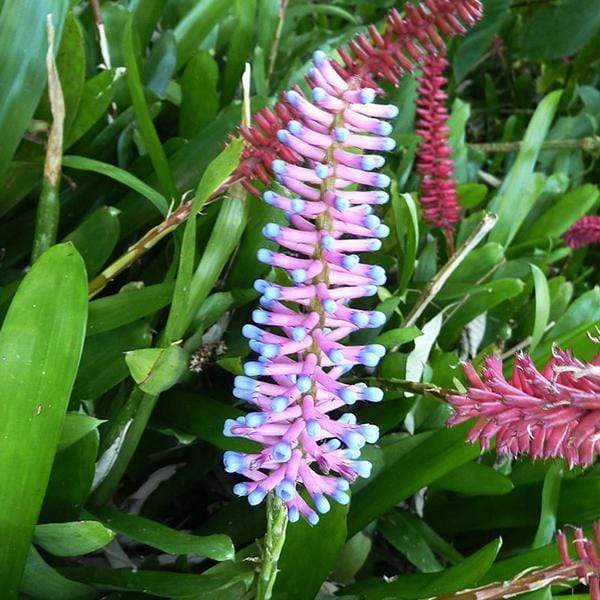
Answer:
(415, 52, 461, 239)
(564, 215, 600, 249)
(447, 349, 600, 468)
(236, 0, 483, 195)
(557, 523, 600, 599)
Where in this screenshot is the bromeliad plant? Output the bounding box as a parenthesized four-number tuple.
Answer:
(224, 51, 397, 523)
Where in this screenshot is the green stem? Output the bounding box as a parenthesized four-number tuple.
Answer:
(256, 493, 288, 600)
(469, 135, 600, 154)
(32, 16, 65, 263)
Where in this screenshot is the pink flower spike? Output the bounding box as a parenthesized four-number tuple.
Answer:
(564, 215, 600, 249)
(447, 349, 600, 468)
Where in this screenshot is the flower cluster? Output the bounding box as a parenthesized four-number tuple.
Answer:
(415, 53, 461, 240)
(564, 215, 600, 249)
(238, 0, 483, 194)
(447, 349, 600, 468)
(223, 51, 398, 524)
(557, 523, 600, 599)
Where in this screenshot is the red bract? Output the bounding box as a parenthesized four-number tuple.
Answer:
(564, 215, 600, 249)
(415, 52, 461, 241)
(237, 0, 483, 194)
(448, 349, 600, 468)
(557, 523, 600, 599)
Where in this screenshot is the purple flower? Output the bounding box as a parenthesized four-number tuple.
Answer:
(223, 52, 397, 524)
(447, 349, 600, 468)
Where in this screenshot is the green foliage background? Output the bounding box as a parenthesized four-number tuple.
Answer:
(0, 0, 599, 598)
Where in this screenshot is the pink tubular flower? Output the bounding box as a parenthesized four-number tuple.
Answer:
(237, 1, 483, 195)
(557, 523, 600, 599)
(447, 349, 600, 468)
(222, 52, 397, 524)
(415, 53, 461, 239)
(564, 215, 600, 249)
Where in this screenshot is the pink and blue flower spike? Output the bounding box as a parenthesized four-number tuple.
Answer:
(223, 51, 397, 525)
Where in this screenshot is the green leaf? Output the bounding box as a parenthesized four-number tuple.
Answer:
(63, 206, 120, 278)
(348, 422, 481, 535)
(125, 345, 189, 394)
(0, 243, 87, 596)
(457, 182, 488, 209)
(123, 16, 177, 199)
(375, 326, 422, 349)
(545, 287, 600, 344)
(0, 1, 68, 179)
(33, 521, 115, 557)
(442, 279, 525, 347)
(62, 155, 168, 215)
(156, 389, 259, 453)
(346, 538, 501, 599)
(164, 139, 243, 343)
(20, 547, 96, 600)
(517, 0, 600, 59)
(87, 282, 173, 336)
(273, 503, 348, 600)
(379, 511, 442, 573)
(530, 264, 550, 353)
(60, 565, 252, 598)
(221, 0, 257, 105)
(392, 190, 419, 296)
(92, 506, 234, 561)
(73, 321, 152, 401)
(447, 242, 504, 285)
(533, 463, 563, 548)
(65, 68, 123, 148)
(524, 184, 599, 241)
(144, 30, 177, 98)
(179, 50, 219, 137)
(58, 412, 105, 452)
(489, 91, 563, 247)
(432, 462, 514, 496)
(174, 0, 231, 68)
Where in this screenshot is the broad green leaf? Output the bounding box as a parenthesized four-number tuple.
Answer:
(447, 98, 470, 182)
(0, 1, 68, 179)
(375, 326, 422, 349)
(58, 412, 104, 452)
(346, 538, 501, 599)
(125, 345, 189, 394)
(273, 503, 348, 600)
(533, 463, 563, 548)
(0, 244, 87, 596)
(133, 0, 167, 48)
(62, 155, 168, 215)
(348, 422, 481, 535)
(164, 139, 243, 343)
(442, 279, 525, 347)
(392, 190, 419, 296)
(0, 161, 42, 218)
(63, 206, 120, 278)
(433, 461, 514, 496)
(489, 91, 563, 247)
(42, 431, 99, 522)
(65, 68, 123, 148)
(545, 287, 600, 343)
(221, 0, 257, 105)
(156, 390, 258, 453)
(179, 51, 219, 137)
(530, 264, 550, 352)
(174, 0, 230, 68)
(20, 548, 96, 600)
(144, 30, 177, 98)
(123, 16, 177, 199)
(87, 282, 173, 336)
(33, 521, 114, 557)
(379, 511, 442, 573)
(92, 506, 234, 561)
(60, 566, 253, 598)
(447, 242, 504, 285)
(457, 182, 488, 209)
(73, 321, 152, 401)
(524, 184, 599, 241)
